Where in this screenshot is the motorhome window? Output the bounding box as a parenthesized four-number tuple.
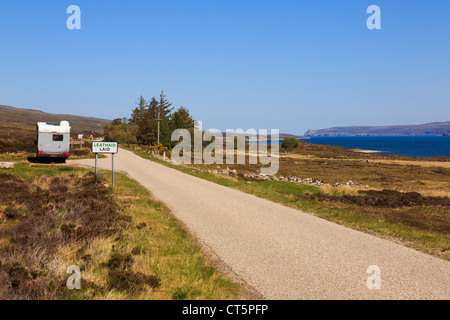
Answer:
(53, 134, 64, 141)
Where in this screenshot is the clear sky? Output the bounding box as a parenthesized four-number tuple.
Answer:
(1, 0, 449, 135)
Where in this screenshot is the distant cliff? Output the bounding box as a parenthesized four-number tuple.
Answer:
(304, 121, 450, 136)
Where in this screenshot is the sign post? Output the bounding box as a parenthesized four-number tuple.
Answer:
(95, 153, 98, 184)
(92, 142, 119, 187)
(112, 153, 115, 187)
(77, 134, 84, 149)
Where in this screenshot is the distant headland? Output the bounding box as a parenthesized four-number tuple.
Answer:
(305, 121, 450, 137)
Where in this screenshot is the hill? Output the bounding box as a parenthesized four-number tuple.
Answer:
(305, 121, 450, 136)
(0, 105, 111, 134)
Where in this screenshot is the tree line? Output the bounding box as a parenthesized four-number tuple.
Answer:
(104, 91, 196, 147)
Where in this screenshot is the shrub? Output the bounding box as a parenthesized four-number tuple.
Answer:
(281, 137, 300, 152)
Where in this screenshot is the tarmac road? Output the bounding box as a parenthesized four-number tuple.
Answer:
(73, 149, 450, 299)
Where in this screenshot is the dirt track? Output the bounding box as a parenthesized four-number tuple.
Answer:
(73, 149, 450, 299)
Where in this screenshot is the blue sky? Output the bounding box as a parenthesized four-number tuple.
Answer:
(0, 0, 449, 135)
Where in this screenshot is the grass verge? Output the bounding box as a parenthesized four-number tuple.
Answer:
(0, 163, 242, 299)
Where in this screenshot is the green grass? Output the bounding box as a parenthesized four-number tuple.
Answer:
(128, 148, 450, 261)
(257, 180, 319, 195)
(1, 163, 244, 299)
(70, 153, 106, 160)
(0, 152, 104, 163)
(0, 162, 79, 179)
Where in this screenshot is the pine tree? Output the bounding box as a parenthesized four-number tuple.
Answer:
(158, 91, 174, 119)
(147, 97, 159, 120)
(172, 106, 195, 129)
(130, 95, 147, 123)
(127, 92, 196, 147)
(156, 91, 173, 144)
(139, 97, 159, 145)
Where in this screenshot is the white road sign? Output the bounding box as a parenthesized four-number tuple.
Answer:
(92, 141, 118, 154)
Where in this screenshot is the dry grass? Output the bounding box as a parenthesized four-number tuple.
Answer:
(318, 185, 366, 196)
(418, 189, 450, 197)
(196, 156, 450, 196)
(373, 159, 450, 169)
(0, 121, 36, 154)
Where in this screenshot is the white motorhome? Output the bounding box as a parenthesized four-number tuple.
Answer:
(36, 121, 71, 162)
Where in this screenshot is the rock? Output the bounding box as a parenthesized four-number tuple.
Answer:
(0, 162, 14, 169)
